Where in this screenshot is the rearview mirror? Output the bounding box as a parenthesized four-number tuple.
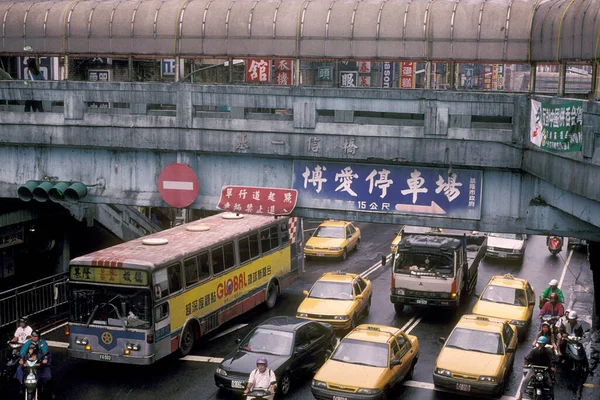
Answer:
(390, 359, 402, 367)
(303, 290, 309, 296)
(235, 338, 241, 344)
(438, 337, 446, 344)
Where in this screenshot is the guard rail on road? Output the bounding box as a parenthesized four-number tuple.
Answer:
(0, 272, 68, 329)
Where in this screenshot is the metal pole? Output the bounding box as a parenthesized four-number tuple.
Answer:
(128, 56, 133, 81)
(64, 55, 69, 81)
(529, 62, 536, 93)
(228, 57, 233, 83)
(557, 63, 566, 96)
(592, 61, 599, 100)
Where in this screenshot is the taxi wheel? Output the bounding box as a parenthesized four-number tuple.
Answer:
(341, 248, 348, 261)
(406, 360, 416, 381)
(350, 314, 357, 330)
(354, 239, 360, 252)
(364, 296, 372, 316)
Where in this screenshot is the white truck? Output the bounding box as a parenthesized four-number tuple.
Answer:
(390, 227, 487, 313)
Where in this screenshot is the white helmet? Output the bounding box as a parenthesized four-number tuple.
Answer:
(568, 311, 578, 320)
(549, 279, 558, 286)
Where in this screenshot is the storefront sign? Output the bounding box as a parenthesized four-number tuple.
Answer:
(70, 266, 149, 286)
(530, 100, 583, 152)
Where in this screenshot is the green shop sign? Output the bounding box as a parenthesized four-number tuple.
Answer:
(530, 99, 583, 152)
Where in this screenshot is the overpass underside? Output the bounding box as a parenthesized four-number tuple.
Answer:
(0, 82, 599, 240)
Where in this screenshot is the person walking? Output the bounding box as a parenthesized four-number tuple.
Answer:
(24, 58, 45, 112)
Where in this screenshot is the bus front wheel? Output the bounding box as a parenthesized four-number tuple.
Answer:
(265, 281, 279, 309)
(177, 323, 195, 357)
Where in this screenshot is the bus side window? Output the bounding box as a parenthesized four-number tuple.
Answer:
(155, 302, 169, 322)
(184, 257, 199, 287)
(249, 232, 260, 259)
(280, 224, 290, 244)
(168, 264, 182, 293)
(211, 247, 225, 275)
(198, 252, 210, 280)
(269, 226, 279, 250)
(239, 236, 251, 264)
(260, 229, 271, 254)
(223, 242, 235, 271)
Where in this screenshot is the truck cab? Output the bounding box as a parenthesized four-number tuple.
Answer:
(390, 227, 487, 314)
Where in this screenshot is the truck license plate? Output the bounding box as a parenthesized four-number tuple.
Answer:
(415, 299, 427, 305)
(231, 381, 244, 389)
(499, 253, 507, 258)
(456, 383, 471, 392)
(333, 397, 348, 400)
(99, 354, 112, 361)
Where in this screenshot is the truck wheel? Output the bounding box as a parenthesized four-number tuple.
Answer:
(394, 304, 404, 314)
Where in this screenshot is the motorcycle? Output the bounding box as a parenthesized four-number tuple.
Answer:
(562, 334, 589, 376)
(522, 365, 554, 400)
(246, 388, 274, 400)
(0, 343, 22, 388)
(23, 359, 40, 400)
(547, 236, 563, 256)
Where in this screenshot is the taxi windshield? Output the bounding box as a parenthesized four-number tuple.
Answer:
(393, 252, 454, 277)
(239, 328, 294, 356)
(481, 285, 527, 306)
(445, 328, 503, 355)
(331, 338, 389, 368)
(313, 226, 345, 239)
(308, 281, 354, 300)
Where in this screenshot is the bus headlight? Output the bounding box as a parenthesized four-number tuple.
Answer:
(126, 342, 141, 351)
(75, 337, 89, 345)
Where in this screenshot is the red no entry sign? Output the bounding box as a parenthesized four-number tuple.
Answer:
(158, 163, 199, 208)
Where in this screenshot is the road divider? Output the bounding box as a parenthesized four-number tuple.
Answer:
(47, 340, 69, 349)
(361, 254, 392, 278)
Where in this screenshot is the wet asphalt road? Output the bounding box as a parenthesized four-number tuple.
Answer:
(3, 222, 595, 400)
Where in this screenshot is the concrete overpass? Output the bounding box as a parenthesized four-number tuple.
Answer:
(0, 81, 599, 240)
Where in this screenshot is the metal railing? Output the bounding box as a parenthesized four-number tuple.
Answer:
(0, 272, 68, 329)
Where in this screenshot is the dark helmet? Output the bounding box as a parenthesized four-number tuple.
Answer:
(31, 330, 40, 338)
(28, 342, 38, 352)
(256, 357, 268, 367)
(19, 317, 28, 324)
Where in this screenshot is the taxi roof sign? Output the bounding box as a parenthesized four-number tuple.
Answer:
(366, 326, 381, 331)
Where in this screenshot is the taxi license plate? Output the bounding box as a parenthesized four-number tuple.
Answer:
(99, 354, 112, 361)
(333, 397, 348, 400)
(316, 252, 325, 256)
(415, 299, 427, 305)
(231, 381, 244, 389)
(456, 383, 471, 392)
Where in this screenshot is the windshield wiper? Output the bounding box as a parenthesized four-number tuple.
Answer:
(342, 360, 380, 367)
(484, 299, 514, 305)
(445, 344, 468, 351)
(466, 348, 498, 355)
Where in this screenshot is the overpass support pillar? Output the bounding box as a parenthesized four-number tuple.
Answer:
(593, 61, 599, 101)
(293, 102, 316, 129)
(590, 241, 600, 329)
(64, 93, 84, 120)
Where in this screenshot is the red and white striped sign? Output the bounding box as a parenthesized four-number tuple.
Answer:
(158, 163, 199, 208)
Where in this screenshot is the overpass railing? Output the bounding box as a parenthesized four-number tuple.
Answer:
(0, 272, 69, 329)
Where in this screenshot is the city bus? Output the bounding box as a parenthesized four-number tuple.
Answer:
(66, 213, 304, 364)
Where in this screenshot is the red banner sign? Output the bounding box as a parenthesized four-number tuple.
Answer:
(400, 62, 414, 88)
(217, 186, 298, 215)
(246, 59, 271, 82)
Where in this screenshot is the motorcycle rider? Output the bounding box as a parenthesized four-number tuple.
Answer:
(539, 279, 564, 308)
(538, 293, 564, 322)
(19, 330, 49, 358)
(556, 310, 584, 357)
(532, 322, 556, 350)
(7, 317, 32, 345)
(521, 336, 556, 397)
(243, 357, 277, 400)
(14, 342, 52, 396)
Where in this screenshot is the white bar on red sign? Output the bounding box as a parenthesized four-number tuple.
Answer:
(163, 181, 195, 190)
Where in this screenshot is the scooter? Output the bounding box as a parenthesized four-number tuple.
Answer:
(0, 342, 22, 388)
(246, 388, 274, 400)
(547, 236, 563, 256)
(562, 334, 589, 377)
(23, 359, 40, 400)
(522, 365, 554, 400)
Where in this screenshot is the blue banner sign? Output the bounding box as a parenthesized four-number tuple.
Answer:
(292, 161, 482, 220)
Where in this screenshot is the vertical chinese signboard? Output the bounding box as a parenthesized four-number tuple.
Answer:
(483, 65, 493, 90)
(275, 60, 293, 85)
(381, 62, 395, 88)
(400, 62, 414, 88)
(246, 59, 271, 83)
(88, 70, 111, 108)
(293, 161, 482, 220)
(358, 62, 371, 87)
(530, 100, 583, 152)
(339, 62, 358, 87)
(317, 65, 333, 82)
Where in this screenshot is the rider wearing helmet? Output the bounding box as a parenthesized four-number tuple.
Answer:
(532, 322, 556, 349)
(539, 279, 564, 308)
(19, 330, 49, 358)
(556, 310, 584, 356)
(522, 336, 556, 396)
(8, 317, 32, 344)
(539, 293, 564, 320)
(244, 357, 277, 399)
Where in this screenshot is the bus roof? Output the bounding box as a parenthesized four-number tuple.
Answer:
(70, 213, 286, 270)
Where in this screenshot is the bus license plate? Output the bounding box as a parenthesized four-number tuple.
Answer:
(231, 381, 244, 389)
(99, 354, 112, 361)
(415, 299, 427, 305)
(456, 383, 471, 392)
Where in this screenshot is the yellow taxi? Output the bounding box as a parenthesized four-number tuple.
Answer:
(304, 220, 361, 261)
(312, 324, 419, 400)
(297, 271, 372, 330)
(433, 314, 517, 396)
(472, 273, 535, 335)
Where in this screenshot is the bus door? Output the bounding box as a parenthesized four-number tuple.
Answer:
(153, 301, 172, 358)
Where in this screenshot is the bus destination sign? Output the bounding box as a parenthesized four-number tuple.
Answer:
(70, 266, 148, 286)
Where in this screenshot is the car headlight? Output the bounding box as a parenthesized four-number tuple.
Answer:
(329, 247, 342, 251)
(479, 376, 497, 382)
(395, 288, 405, 296)
(435, 368, 452, 377)
(333, 315, 349, 320)
(509, 320, 525, 327)
(488, 247, 495, 251)
(513, 248, 523, 253)
(535, 373, 544, 381)
(357, 388, 382, 395)
(312, 380, 327, 388)
(297, 312, 308, 318)
(215, 367, 228, 376)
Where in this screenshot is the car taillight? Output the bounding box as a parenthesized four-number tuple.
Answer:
(146, 334, 154, 344)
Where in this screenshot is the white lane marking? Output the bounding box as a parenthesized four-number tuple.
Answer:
(180, 355, 224, 363)
(361, 254, 392, 278)
(401, 380, 515, 399)
(400, 315, 416, 332)
(404, 316, 423, 334)
(41, 321, 68, 336)
(558, 248, 573, 289)
(162, 181, 194, 190)
(47, 340, 69, 349)
(208, 324, 248, 341)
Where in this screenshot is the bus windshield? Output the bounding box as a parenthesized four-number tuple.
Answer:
(70, 283, 152, 330)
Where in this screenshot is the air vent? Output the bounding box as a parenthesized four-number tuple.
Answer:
(186, 224, 210, 232)
(222, 212, 244, 219)
(142, 238, 168, 245)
